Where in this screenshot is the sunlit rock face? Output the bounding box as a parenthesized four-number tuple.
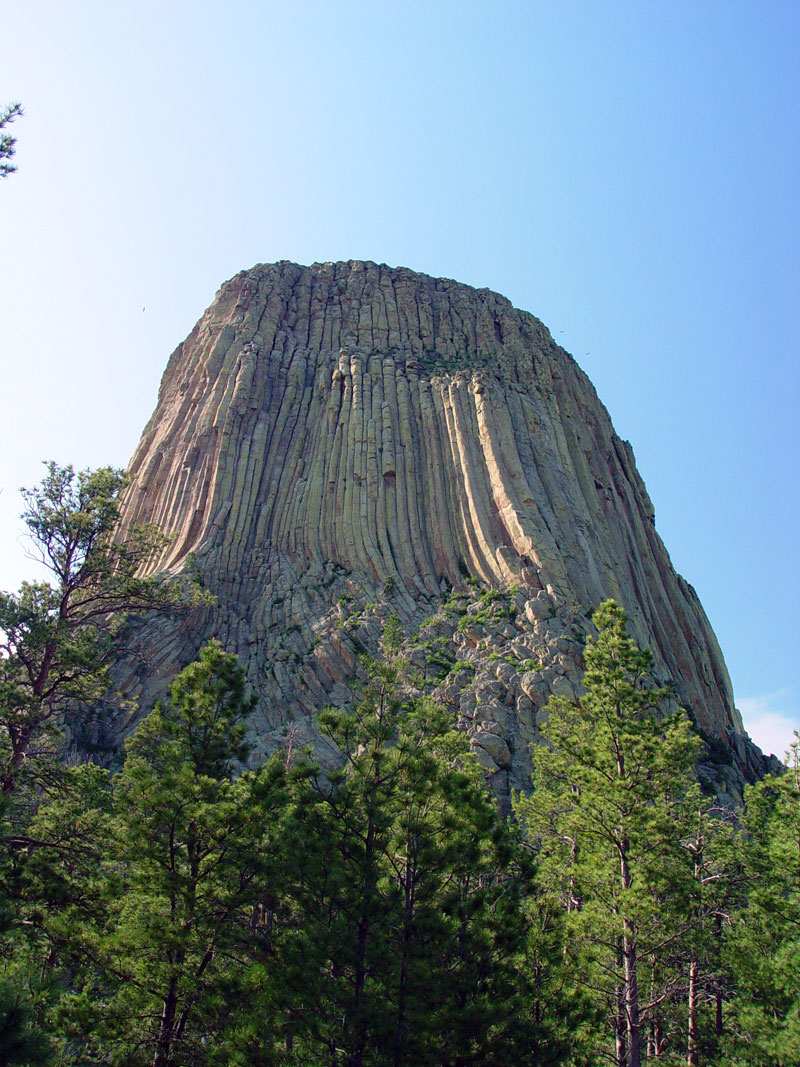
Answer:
(114, 260, 762, 796)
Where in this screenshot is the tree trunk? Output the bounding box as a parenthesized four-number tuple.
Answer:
(349, 901, 370, 1067)
(348, 772, 380, 1067)
(153, 976, 179, 1067)
(715, 912, 724, 1038)
(647, 962, 658, 1058)
(615, 940, 627, 1067)
(2, 724, 33, 794)
(623, 918, 642, 1067)
(615, 984, 627, 1067)
(393, 843, 417, 1067)
(687, 959, 699, 1066)
(620, 844, 641, 1067)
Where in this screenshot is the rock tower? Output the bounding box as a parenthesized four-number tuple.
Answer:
(113, 261, 766, 798)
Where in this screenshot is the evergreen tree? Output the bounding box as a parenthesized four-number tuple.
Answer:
(253, 640, 528, 1066)
(0, 751, 114, 1064)
(0, 462, 198, 797)
(679, 802, 739, 1066)
(11, 591, 789, 1065)
(511, 850, 602, 1067)
(0, 796, 55, 1065)
(723, 734, 800, 1065)
(515, 599, 705, 1067)
(0, 463, 205, 1057)
(42, 641, 285, 1065)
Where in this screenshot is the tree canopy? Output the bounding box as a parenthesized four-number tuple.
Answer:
(0, 544, 797, 1065)
(0, 462, 202, 796)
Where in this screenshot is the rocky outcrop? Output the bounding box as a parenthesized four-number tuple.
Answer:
(113, 260, 764, 794)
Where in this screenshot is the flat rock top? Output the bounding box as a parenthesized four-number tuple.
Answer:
(197, 259, 563, 382)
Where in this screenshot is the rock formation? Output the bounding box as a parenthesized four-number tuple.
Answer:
(113, 260, 768, 800)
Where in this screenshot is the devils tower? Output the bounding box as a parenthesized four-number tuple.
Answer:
(114, 260, 765, 798)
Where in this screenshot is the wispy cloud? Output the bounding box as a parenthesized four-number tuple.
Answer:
(738, 689, 798, 759)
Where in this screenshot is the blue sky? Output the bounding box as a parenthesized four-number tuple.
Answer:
(2, 0, 798, 757)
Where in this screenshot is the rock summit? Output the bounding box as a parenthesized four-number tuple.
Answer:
(113, 261, 767, 797)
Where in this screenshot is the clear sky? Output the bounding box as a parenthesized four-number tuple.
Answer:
(2, 1, 798, 757)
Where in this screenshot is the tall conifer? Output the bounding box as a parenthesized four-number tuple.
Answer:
(516, 600, 704, 1066)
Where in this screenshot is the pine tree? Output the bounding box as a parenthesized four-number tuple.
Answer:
(0, 753, 113, 1064)
(511, 851, 602, 1067)
(515, 599, 705, 1067)
(257, 639, 528, 1066)
(0, 796, 56, 1065)
(42, 642, 286, 1065)
(0, 462, 198, 797)
(723, 734, 800, 1065)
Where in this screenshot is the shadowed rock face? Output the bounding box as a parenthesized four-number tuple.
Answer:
(115, 260, 758, 791)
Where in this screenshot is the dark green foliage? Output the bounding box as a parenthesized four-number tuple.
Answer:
(154, 637, 255, 774)
(0, 797, 56, 1065)
(1, 587, 797, 1065)
(12, 643, 284, 1066)
(1, 764, 109, 1066)
(0, 462, 202, 796)
(515, 599, 707, 1066)
(0, 981, 52, 1065)
(722, 736, 800, 1065)
(512, 872, 600, 1067)
(82, 643, 284, 1066)
(250, 645, 531, 1065)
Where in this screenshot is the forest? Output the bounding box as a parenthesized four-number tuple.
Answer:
(1, 465, 797, 1066)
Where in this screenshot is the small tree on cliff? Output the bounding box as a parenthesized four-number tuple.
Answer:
(0, 462, 198, 796)
(515, 599, 704, 1067)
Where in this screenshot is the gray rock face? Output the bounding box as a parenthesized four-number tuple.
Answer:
(114, 260, 765, 790)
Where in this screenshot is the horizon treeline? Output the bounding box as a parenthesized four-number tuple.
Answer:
(1, 465, 798, 1066)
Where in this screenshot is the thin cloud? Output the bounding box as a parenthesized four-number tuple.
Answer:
(738, 690, 798, 760)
